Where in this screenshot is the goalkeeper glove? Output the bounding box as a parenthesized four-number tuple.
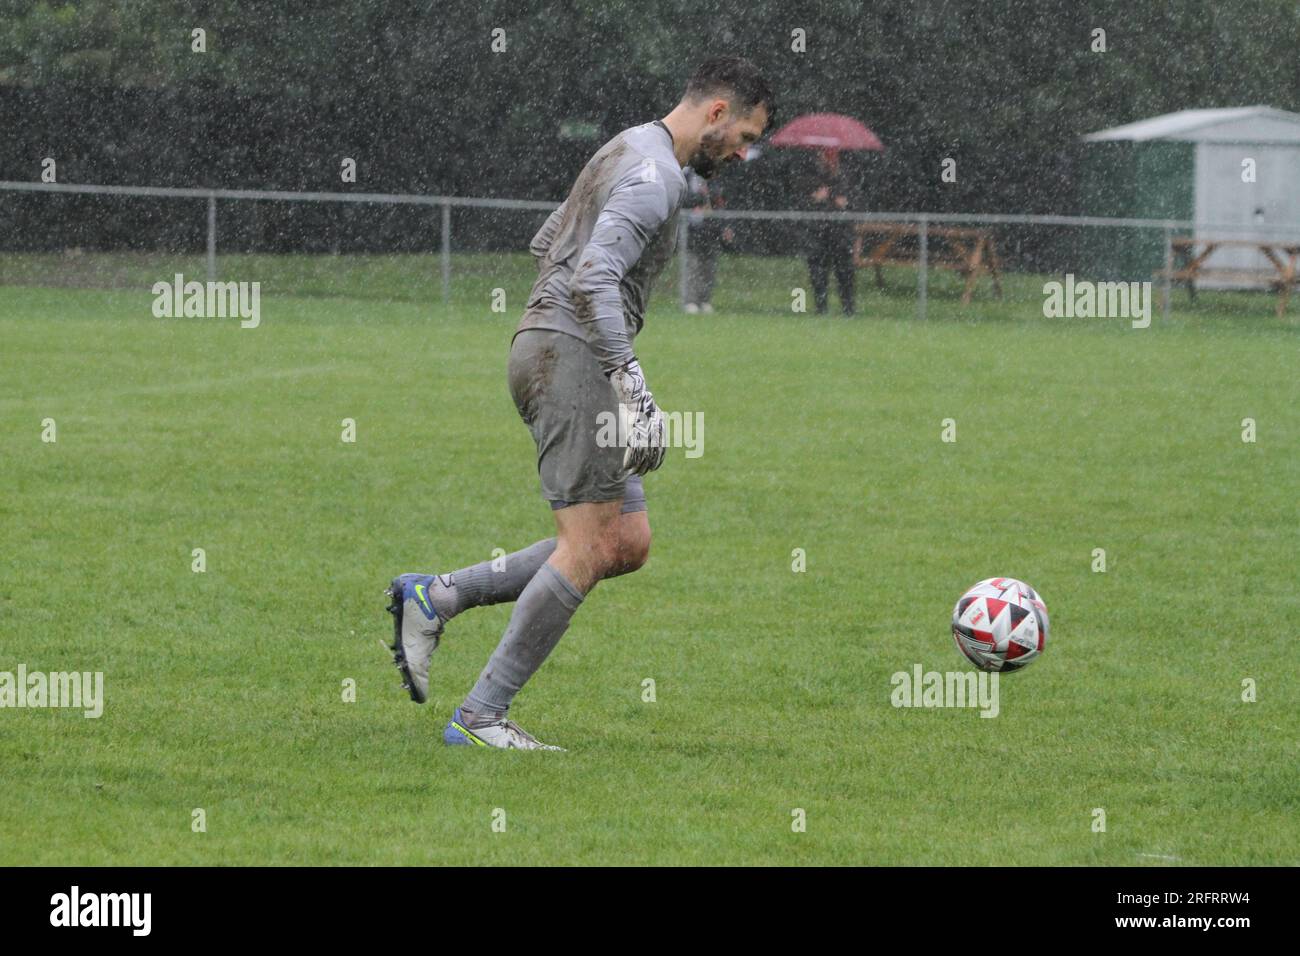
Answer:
(607, 358, 667, 476)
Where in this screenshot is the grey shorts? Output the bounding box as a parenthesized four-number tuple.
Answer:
(508, 327, 647, 514)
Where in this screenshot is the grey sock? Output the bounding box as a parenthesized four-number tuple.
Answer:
(462, 562, 584, 721)
(431, 538, 557, 620)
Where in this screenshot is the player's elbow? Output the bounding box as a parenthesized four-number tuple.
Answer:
(570, 258, 614, 295)
(569, 260, 617, 317)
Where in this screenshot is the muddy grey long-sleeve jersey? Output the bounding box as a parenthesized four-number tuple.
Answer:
(517, 121, 687, 373)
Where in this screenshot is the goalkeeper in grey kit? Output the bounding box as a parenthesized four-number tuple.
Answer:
(385, 57, 775, 749)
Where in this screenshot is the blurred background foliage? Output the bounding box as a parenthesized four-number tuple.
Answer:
(1, 0, 1297, 250)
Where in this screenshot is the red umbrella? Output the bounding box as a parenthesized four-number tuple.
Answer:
(769, 113, 884, 152)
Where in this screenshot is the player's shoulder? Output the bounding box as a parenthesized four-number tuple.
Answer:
(616, 122, 686, 190)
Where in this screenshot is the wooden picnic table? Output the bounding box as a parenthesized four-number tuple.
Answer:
(852, 223, 1003, 304)
(1156, 237, 1300, 318)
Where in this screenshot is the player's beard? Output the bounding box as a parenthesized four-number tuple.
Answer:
(688, 151, 718, 178)
(688, 127, 731, 179)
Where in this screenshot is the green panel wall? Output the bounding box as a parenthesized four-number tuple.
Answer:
(1079, 141, 1195, 280)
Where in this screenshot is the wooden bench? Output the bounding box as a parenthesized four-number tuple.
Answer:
(852, 223, 1003, 304)
(1154, 238, 1300, 318)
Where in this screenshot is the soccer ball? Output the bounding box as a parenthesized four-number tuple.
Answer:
(951, 577, 1049, 672)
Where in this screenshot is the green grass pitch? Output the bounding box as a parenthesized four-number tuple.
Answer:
(0, 254, 1296, 865)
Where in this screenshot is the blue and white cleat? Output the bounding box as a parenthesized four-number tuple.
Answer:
(443, 707, 565, 751)
(384, 574, 446, 704)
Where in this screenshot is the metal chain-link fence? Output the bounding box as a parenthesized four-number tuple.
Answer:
(3, 180, 1297, 322)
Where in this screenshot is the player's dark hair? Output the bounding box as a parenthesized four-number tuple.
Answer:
(684, 56, 776, 131)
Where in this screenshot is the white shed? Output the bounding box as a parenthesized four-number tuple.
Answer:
(1082, 107, 1300, 288)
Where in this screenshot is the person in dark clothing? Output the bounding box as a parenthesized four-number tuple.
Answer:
(800, 149, 856, 316)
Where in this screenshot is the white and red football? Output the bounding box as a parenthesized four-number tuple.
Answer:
(951, 577, 1049, 672)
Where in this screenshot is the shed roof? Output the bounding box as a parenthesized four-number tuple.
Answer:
(1083, 107, 1300, 144)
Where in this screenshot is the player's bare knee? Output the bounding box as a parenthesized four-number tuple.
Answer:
(619, 524, 651, 571)
(599, 529, 629, 575)
(591, 539, 622, 578)
(562, 528, 618, 576)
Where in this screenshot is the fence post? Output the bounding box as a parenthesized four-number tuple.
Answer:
(1162, 223, 1173, 321)
(206, 194, 217, 282)
(678, 218, 690, 309)
(440, 201, 452, 306)
(917, 215, 929, 321)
